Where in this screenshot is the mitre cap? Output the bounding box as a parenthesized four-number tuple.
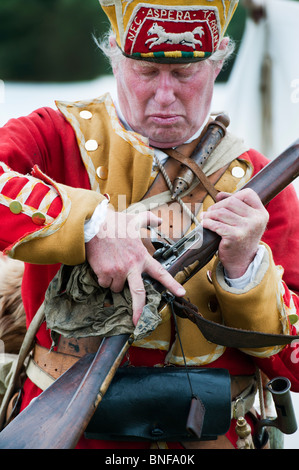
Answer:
(99, 0, 238, 62)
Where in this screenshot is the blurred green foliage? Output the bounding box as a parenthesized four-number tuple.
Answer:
(0, 0, 276, 83)
(0, 0, 110, 82)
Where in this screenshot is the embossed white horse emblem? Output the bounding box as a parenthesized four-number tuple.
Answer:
(145, 23, 205, 50)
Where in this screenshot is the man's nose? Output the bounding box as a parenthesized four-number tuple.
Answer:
(154, 73, 176, 106)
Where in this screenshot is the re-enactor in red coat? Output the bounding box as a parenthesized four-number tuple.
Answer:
(0, 0, 299, 449)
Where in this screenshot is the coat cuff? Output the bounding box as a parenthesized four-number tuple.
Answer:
(211, 243, 291, 357)
(7, 177, 105, 266)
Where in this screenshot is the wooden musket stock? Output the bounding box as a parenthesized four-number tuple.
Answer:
(0, 334, 132, 449)
(0, 139, 298, 449)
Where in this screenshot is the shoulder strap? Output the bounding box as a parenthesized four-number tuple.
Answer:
(170, 296, 299, 349)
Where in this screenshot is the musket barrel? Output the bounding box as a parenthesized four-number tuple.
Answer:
(242, 138, 299, 206)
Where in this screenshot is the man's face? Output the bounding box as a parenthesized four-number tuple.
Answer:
(114, 57, 221, 148)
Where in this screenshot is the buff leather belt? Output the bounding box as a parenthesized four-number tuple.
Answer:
(27, 344, 255, 400)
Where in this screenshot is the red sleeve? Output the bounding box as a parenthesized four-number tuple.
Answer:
(0, 107, 88, 253)
(242, 149, 299, 391)
(241, 148, 299, 294)
(254, 329, 299, 392)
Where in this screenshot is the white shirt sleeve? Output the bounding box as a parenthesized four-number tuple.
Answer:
(84, 199, 109, 242)
(223, 245, 266, 289)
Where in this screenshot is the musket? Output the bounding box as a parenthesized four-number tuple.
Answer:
(155, 137, 299, 284)
(148, 138, 299, 349)
(0, 139, 298, 449)
(0, 334, 132, 449)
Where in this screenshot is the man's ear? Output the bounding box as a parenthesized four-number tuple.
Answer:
(109, 35, 119, 75)
(213, 37, 230, 79)
(109, 35, 117, 48)
(219, 37, 230, 52)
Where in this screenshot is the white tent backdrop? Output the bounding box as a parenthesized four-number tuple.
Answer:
(212, 0, 299, 161)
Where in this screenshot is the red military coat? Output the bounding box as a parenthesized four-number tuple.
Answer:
(0, 103, 299, 449)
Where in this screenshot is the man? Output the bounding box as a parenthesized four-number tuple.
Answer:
(0, 0, 298, 449)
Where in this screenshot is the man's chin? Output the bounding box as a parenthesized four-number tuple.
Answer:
(148, 133, 187, 149)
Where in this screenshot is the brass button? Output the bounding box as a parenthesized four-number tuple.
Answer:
(231, 167, 245, 178)
(9, 200, 22, 214)
(79, 110, 92, 120)
(85, 139, 98, 151)
(32, 212, 46, 226)
(96, 166, 108, 180)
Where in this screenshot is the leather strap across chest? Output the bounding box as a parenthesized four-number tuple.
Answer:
(140, 131, 228, 246)
(163, 147, 219, 202)
(145, 113, 230, 204)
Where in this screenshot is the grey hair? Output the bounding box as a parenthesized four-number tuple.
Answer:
(94, 32, 125, 69)
(94, 29, 235, 70)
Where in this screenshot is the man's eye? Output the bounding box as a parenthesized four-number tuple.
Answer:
(173, 70, 192, 79)
(139, 69, 157, 77)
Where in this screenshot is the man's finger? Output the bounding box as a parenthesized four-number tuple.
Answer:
(127, 270, 147, 326)
(97, 276, 113, 289)
(145, 257, 186, 297)
(216, 189, 264, 210)
(215, 191, 231, 202)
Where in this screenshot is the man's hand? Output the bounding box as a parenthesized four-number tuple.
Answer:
(86, 209, 186, 326)
(201, 189, 269, 278)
